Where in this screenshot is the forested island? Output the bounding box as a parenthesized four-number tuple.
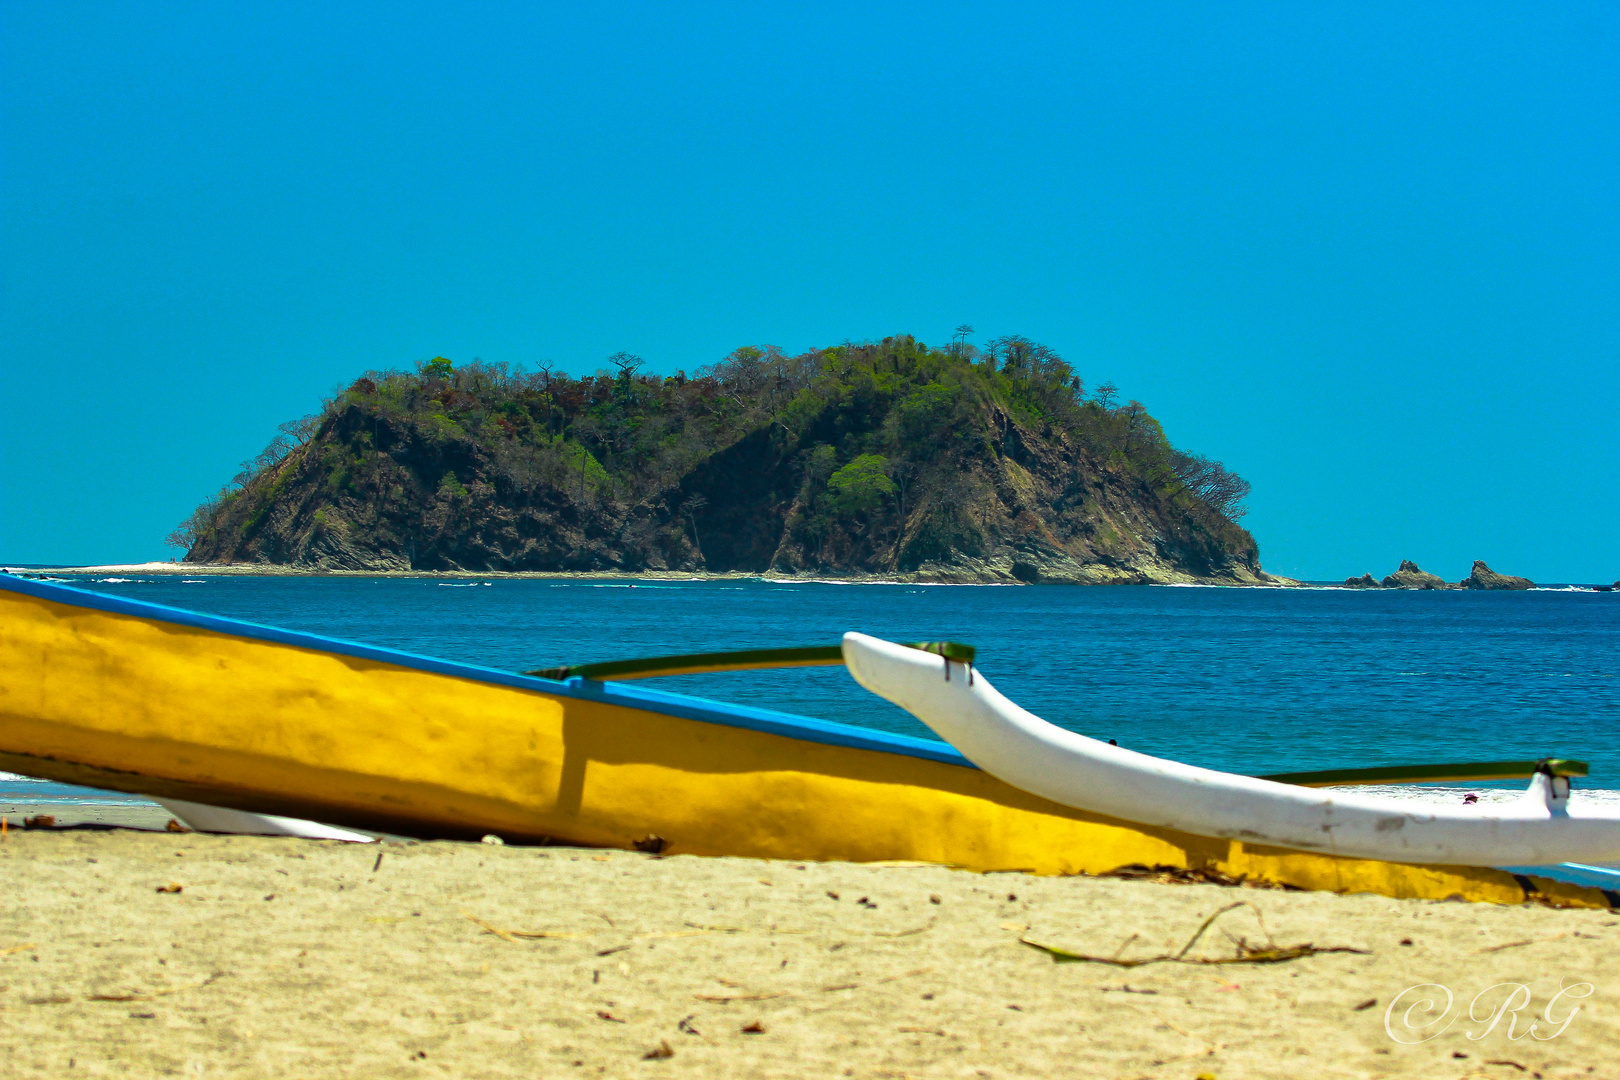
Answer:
(173, 334, 1276, 584)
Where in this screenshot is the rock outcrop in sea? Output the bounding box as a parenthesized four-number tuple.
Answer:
(1341, 559, 1539, 590)
(1460, 560, 1534, 590)
(1381, 560, 1455, 590)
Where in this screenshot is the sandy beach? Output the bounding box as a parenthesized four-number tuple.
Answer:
(0, 822, 1614, 1079)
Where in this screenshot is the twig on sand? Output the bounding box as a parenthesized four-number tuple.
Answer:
(462, 911, 584, 941)
(695, 969, 932, 1005)
(876, 967, 933, 984)
(1476, 934, 1567, 954)
(465, 913, 810, 946)
(1019, 903, 1369, 968)
(87, 972, 226, 1003)
(676, 1014, 717, 1044)
(818, 967, 933, 994)
(462, 913, 520, 943)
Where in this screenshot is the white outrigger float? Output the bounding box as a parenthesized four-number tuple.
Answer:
(842, 632, 1620, 871)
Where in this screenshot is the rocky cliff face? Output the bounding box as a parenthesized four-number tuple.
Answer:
(179, 340, 1276, 584)
(184, 398, 1271, 584)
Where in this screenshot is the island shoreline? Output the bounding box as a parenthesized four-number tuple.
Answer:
(15, 562, 1305, 587)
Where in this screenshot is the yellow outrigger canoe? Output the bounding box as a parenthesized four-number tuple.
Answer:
(0, 574, 1611, 909)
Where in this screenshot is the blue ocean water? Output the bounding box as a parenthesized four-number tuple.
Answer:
(5, 576, 1618, 803)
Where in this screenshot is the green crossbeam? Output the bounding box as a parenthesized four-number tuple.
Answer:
(1257, 758, 1588, 787)
(525, 640, 974, 683)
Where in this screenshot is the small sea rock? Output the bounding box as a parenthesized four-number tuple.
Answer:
(1460, 561, 1534, 590)
(1381, 560, 1455, 590)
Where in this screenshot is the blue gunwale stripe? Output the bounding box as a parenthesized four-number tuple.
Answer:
(0, 573, 974, 769)
(1500, 863, 1620, 890)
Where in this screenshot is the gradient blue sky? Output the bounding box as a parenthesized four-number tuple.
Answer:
(2, 3, 1615, 580)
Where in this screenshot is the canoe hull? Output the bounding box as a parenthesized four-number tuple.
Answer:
(0, 576, 1610, 909)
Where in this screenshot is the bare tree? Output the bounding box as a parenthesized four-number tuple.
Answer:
(949, 324, 974, 358)
(682, 493, 707, 561)
(889, 458, 921, 523)
(1121, 401, 1148, 453)
(279, 414, 319, 446)
(1171, 451, 1252, 521)
(608, 352, 644, 414)
(533, 360, 556, 435)
(987, 335, 1036, 373)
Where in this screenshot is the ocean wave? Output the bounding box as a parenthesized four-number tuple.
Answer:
(764, 578, 1019, 587)
(1153, 582, 1336, 590)
(1395, 671, 1612, 679)
(1341, 783, 1620, 807)
(912, 582, 1021, 587)
(583, 583, 685, 589)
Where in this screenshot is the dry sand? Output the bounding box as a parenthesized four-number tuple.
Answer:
(0, 825, 1615, 1080)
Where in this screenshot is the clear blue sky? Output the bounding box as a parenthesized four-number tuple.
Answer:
(3, 2, 1615, 581)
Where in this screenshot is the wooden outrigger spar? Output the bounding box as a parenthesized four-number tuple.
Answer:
(527, 641, 973, 682)
(1259, 759, 1588, 788)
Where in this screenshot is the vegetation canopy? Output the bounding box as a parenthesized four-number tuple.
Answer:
(175, 334, 1263, 583)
